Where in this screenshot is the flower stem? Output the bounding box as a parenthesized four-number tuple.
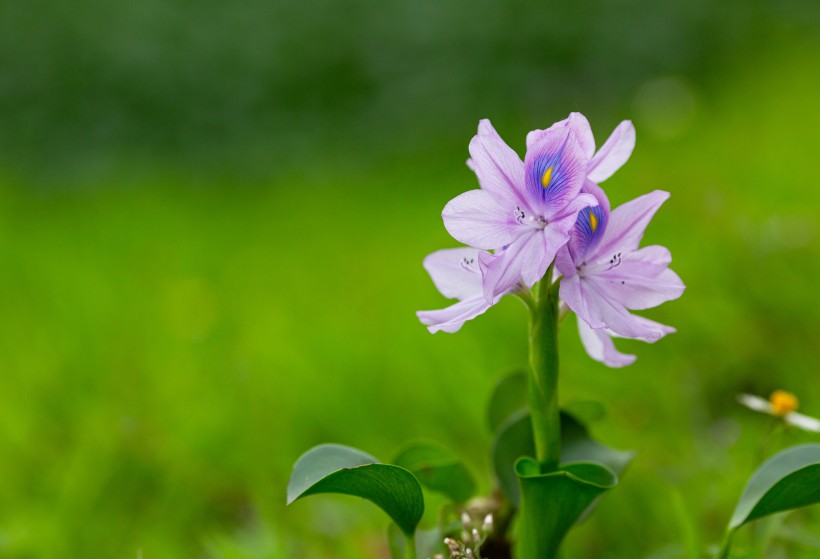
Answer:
(716, 530, 734, 559)
(405, 533, 417, 559)
(527, 265, 561, 469)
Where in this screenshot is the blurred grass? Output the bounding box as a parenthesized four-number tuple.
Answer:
(0, 13, 819, 559)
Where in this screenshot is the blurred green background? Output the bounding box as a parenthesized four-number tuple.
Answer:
(0, 1, 819, 557)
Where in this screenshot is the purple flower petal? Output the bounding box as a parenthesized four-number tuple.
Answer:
(558, 274, 606, 330)
(581, 179, 611, 212)
(527, 112, 596, 159)
(479, 230, 546, 302)
(555, 245, 576, 278)
(568, 203, 608, 265)
(587, 120, 636, 183)
(573, 278, 668, 341)
(577, 318, 637, 368)
(595, 267, 685, 311)
(590, 190, 670, 261)
(421, 248, 484, 300)
(524, 127, 587, 215)
(417, 295, 492, 334)
(468, 120, 529, 209)
(442, 189, 520, 250)
(627, 315, 676, 339)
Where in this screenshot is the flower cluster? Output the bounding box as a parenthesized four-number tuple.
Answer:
(429, 512, 493, 559)
(417, 114, 685, 366)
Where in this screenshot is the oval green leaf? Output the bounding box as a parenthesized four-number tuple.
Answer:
(729, 444, 820, 530)
(287, 444, 424, 536)
(487, 370, 529, 433)
(392, 440, 476, 503)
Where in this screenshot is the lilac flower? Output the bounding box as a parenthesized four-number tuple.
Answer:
(417, 247, 521, 334)
(442, 118, 598, 303)
(556, 189, 685, 367)
(442, 115, 638, 304)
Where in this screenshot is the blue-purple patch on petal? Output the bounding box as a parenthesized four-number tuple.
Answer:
(524, 128, 587, 214)
(569, 204, 608, 264)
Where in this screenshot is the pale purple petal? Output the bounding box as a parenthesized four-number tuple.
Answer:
(478, 230, 546, 302)
(558, 274, 606, 330)
(417, 295, 492, 334)
(577, 318, 637, 368)
(595, 262, 685, 311)
(524, 127, 587, 215)
(555, 245, 576, 278)
(442, 189, 520, 250)
(587, 120, 636, 183)
(590, 190, 670, 261)
(621, 245, 673, 276)
(469, 119, 529, 208)
(550, 192, 599, 223)
(581, 179, 611, 212)
(579, 279, 668, 341)
(526, 113, 595, 159)
(422, 248, 484, 301)
(566, 113, 596, 159)
(626, 315, 676, 340)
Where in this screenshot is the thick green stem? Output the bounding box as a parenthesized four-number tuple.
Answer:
(404, 533, 417, 559)
(527, 270, 561, 470)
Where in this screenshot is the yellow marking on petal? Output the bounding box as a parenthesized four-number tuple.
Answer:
(770, 390, 799, 417)
(589, 211, 598, 233)
(541, 167, 553, 189)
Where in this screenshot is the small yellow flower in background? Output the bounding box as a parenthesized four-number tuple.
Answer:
(769, 390, 799, 416)
(738, 390, 820, 432)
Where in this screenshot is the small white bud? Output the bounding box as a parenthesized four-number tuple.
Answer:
(482, 513, 493, 533)
(461, 511, 472, 528)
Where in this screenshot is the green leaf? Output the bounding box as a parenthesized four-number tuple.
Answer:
(515, 458, 618, 559)
(491, 410, 633, 506)
(287, 444, 424, 536)
(729, 444, 820, 530)
(562, 400, 607, 424)
(392, 440, 476, 503)
(492, 410, 535, 506)
(487, 370, 529, 433)
(561, 412, 635, 475)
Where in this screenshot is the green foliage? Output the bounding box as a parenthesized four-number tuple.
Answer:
(515, 458, 617, 559)
(487, 370, 529, 434)
(719, 445, 820, 558)
(488, 371, 633, 506)
(730, 444, 820, 529)
(392, 440, 476, 504)
(493, 410, 535, 506)
(287, 444, 424, 537)
(491, 410, 633, 507)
